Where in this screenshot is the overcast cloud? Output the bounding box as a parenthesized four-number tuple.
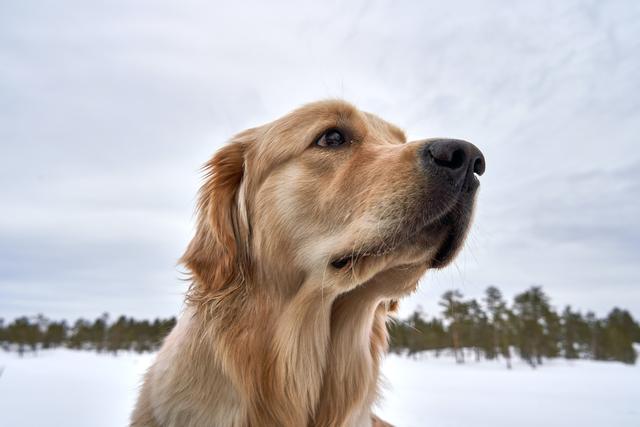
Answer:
(1, 0, 639, 320)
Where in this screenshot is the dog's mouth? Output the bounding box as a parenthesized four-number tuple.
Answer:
(330, 247, 394, 270)
(330, 178, 479, 271)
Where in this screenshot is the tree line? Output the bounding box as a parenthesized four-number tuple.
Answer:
(389, 286, 640, 366)
(1, 286, 639, 366)
(0, 314, 176, 355)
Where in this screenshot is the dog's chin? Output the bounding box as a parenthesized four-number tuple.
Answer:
(331, 183, 478, 273)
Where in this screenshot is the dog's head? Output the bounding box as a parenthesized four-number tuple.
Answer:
(182, 100, 485, 302)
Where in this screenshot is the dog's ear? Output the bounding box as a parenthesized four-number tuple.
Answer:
(181, 130, 254, 302)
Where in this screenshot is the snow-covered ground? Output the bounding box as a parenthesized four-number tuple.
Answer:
(0, 349, 638, 426)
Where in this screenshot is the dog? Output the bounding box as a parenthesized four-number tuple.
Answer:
(131, 100, 485, 427)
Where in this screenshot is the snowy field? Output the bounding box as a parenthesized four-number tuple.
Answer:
(0, 349, 638, 427)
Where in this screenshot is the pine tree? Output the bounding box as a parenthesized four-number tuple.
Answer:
(68, 319, 92, 349)
(44, 320, 68, 348)
(542, 308, 561, 359)
(91, 313, 109, 352)
(0, 318, 5, 350)
(585, 311, 605, 360)
(561, 306, 581, 359)
(484, 286, 513, 368)
(7, 317, 41, 355)
(440, 290, 467, 363)
(603, 308, 637, 364)
(387, 318, 409, 354)
(512, 286, 555, 366)
(465, 299, 489, 362)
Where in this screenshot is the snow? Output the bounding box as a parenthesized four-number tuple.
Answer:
(377, 353, 640, 427)
(0, 349, 638, 426)
(0, 349, 154, 427)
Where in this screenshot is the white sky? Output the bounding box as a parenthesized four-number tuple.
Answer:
(1, 0, 639, 320)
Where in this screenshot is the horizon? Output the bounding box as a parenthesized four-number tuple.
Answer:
(1, 283, 637, 323)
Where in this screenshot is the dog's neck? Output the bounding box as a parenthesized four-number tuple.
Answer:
(187, 272, 391, 426)
(315, 286, 392, 426)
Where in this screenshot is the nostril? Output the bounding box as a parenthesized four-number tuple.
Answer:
(473, 157, 485, 175)
(424, 138, 486, 178)
(432, 148, 466, 170)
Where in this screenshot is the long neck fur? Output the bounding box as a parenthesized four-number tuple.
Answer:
(188, 275, 388, 427)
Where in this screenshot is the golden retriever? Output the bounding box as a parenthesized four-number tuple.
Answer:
(131, 100, 485, 427)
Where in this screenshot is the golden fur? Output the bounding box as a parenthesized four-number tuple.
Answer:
(131, 100, 482, 427)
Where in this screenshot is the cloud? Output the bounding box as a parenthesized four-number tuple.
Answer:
(1, 0, 639, 320)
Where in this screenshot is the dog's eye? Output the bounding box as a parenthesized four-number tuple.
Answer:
(316, 129, 346, 148)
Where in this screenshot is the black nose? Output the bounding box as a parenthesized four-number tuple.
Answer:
(423, 138, 485, 182)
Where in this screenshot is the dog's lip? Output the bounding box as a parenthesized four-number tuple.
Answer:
(465, 174, 480, 193)
(428, 193, 475, 268)
(330, 245, 395, 269)
(330, 250, 385, 269)
(330, 257, 352, 269)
